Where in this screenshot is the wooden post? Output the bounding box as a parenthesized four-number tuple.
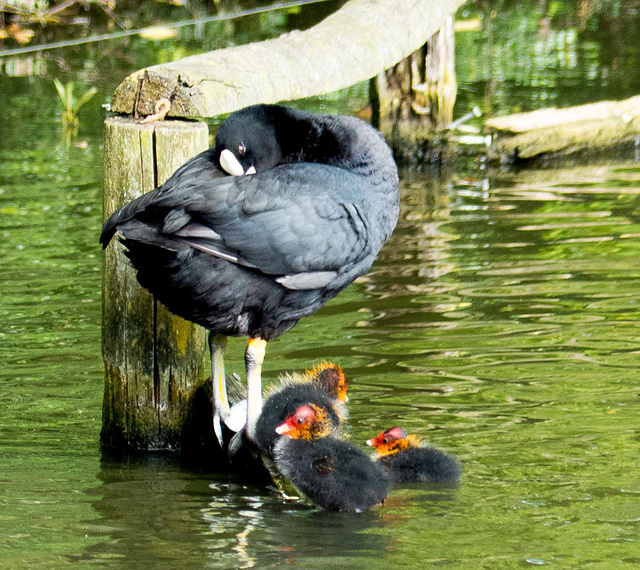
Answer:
(373, 15, 457, 163)
(102, 117, 209, 450)
(425, 16, 457, 131)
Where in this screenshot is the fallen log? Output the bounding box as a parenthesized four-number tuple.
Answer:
(485, 95, 640, 161)
(110, 0, 467, 119)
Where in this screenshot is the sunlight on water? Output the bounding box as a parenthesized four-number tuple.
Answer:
(2, 110, 639, 570)
(2, 1, 640, 567)
(332, 165, 640, 568)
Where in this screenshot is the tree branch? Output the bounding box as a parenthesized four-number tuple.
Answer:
(110, 0, 467, 119)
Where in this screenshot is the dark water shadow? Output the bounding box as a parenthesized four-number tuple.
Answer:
(74, 449, 393, 568)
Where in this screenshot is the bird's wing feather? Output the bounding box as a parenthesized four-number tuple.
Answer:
(100, 149, 223, 247)
(103, 160, 375, 289)
(160, 163, 373, 282)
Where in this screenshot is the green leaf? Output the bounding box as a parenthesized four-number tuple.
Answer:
(53, 78, 67, 103)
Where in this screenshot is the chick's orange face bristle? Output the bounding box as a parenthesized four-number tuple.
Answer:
(309, 362, 348, 402)
(275, 404, 331, 440)
(366, 427, 416, 456)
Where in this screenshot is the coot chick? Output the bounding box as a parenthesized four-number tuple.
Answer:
(254, 362, 348, 456)
(367, 427, 461, 483)
(274, 405, 390, 512)
(284, 362, 349, 407)
(100, 104, 399, 444)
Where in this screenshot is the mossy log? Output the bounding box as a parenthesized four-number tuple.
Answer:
(486, 96, 640, 161)
(110, 0, 467, 119)
(102, 118, 209, 450)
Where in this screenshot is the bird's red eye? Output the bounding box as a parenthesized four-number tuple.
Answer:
(238, 143, 246, 156)
(382, 437, 389, 444)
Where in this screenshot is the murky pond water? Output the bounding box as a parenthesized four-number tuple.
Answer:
(2, 1, 640, 568)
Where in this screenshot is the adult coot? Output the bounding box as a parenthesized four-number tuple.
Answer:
(274, 405, 390, 512)
(254, 362, 348, 457)
(100, 104, 399, 443)
(366, 427, 461, 483)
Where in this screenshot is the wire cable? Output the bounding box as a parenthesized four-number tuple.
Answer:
(0, 0, 329, 58)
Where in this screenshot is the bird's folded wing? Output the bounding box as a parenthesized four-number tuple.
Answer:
(100, 150, 223, 247)
(159, 163, 374, 284)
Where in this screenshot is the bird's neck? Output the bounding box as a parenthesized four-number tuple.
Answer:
(277, 112, 338, 165)
(281, 112, 394, 180)
(281, 110, 400, 243)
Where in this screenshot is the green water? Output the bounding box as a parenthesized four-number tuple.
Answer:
(2, 1, 640, 568)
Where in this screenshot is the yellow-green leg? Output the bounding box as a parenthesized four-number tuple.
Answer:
(210, 332, 229, 448)
(245, 337, 266, 441)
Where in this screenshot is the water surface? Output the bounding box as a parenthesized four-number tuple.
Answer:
(1, 1, 639, 568)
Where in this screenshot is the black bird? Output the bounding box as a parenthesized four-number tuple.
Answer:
(366, 427, 461, 483)
(274, 404, 390, 512)
(100, 104, 399, 444)
(254, 362, 348, 457)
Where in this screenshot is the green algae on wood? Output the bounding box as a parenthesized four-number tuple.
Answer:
(102, 118, 209, 450)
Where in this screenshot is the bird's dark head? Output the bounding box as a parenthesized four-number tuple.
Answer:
(367, 427, 419, 456)
(214, 105, 286, 176)
(275, 404, 331, 440)
(309, 362, 348, 403)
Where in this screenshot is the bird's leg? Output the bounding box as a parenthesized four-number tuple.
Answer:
(245, 337, 267, 441)
(210, 332, 229, 448)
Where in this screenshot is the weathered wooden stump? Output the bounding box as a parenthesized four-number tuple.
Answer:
(102, 118, 209, 450)
(374, 16, 457, 163)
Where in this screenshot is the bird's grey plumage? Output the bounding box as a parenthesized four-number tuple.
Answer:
(101, 107, 398, 340)
(100, 104, 399, 445)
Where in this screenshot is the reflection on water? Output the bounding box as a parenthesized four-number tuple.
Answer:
(78, 452, 391, 568)
(1, 160, 632, 568)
